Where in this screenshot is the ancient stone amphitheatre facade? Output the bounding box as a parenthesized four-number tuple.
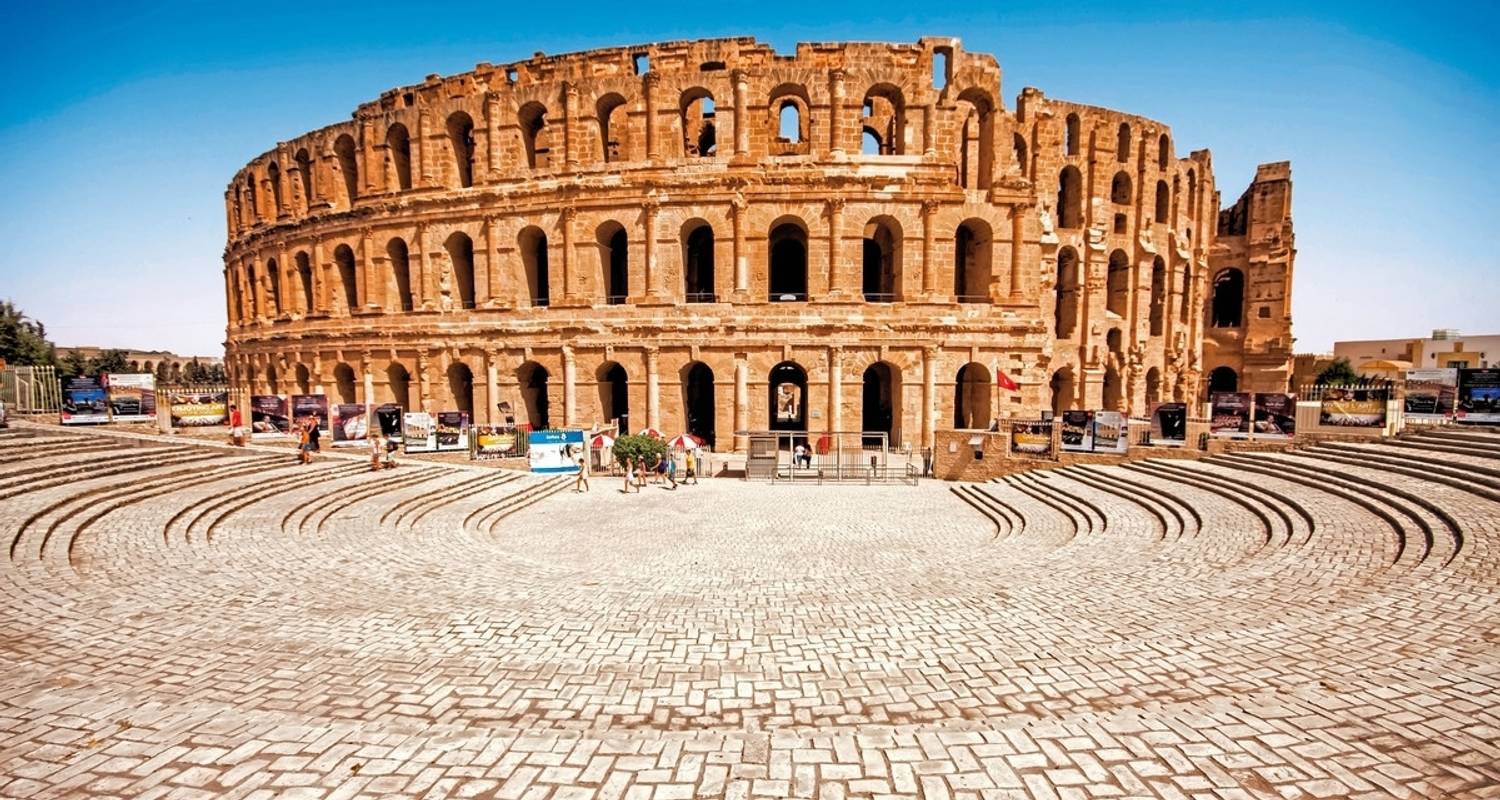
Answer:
(222, 37, 1295, 449)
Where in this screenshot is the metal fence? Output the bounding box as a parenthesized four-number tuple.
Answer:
(0, 365, 61, 413)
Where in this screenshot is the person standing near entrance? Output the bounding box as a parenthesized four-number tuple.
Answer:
(574, 448, 590, 493)
(306, 416, 322, 462)
(684, 449, 698, 485)
(228, 404, 244, 446)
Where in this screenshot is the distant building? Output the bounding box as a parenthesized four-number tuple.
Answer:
(55, 347, 223, 381)
(1333, 330, 1498, 379)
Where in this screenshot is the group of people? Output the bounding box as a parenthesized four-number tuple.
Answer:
(620, 450, 700, 493)
(226, 403, 322, 464)
(369, 429, 399, 470)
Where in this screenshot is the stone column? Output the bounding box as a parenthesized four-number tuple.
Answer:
(416, 110, 432, 187)
(734, 357, 748, 452)
(829, 346, 843, 434)
(560, 207, 577, 302)
(563, 82, 580, 169)
(922, 345, 938, 449)
(829, 69, 845, 155)
(312, 352, 327, 395)
(485, 348, 500, 424)
(311, 238, 327, 314)
(415, 352, 431, 412)
(562, 345, 577, 426)
(1009, 206, 1025, 300)
(923, 104, 936, 156)
(646, 347, 661, 431)
(731, 195, 748, 298)
(361, 351, 375, 405)
(922, 200, 939, 300)
(414, 223, 433, 310)
(643, 73, 660, 162)
(732, 70, 750, 155)
(644, 198, 663, 301)
(485, 93, 501, 178)
(826, 198, 845, 298)
(276, 243, 291, 317)
(360, 227, 377, 311)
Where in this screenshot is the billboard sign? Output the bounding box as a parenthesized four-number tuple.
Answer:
(1092, 410, 1129, 454)
(104, 373, 157, 422)
(249, 394, 290, 438)
(374, 403, 403, 437)
(436, 411, 470, 451)
(169, 390, 228, 428)
(1210, 392, 1252, 437)
(528, 429, 584, 473)
(1403, 369, 1457, 422)
(1253, 393, 1297, 439)
(1009, 420, 1053, 457)
(474, 425, 520, 459)
(60, 376, 109, 424)
(290, 394, 329, 432)
(1456, 368, 1500, 424)
(1150, 403, 1188, 446)
(1059, 410, 1094, 452)
(403, 412, 437, 453)
(331, 403, 369, 447)
(1319, 386, 1388, 428)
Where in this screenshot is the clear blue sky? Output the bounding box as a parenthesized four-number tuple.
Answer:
(1, 1, 1495, 357)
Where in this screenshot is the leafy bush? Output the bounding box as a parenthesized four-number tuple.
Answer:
(1315, 357, 1360, 386)
(613, 433, 667, 467)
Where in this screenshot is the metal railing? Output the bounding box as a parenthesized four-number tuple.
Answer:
(685, 292, 718, 303)
(954, 294, 990, 304)
(769, 292, 808, 302)
(862, 292, 896, 303)
(1, 365, 61, 413)
(532, 296, 550, 307)
(605, 294, 628, 305)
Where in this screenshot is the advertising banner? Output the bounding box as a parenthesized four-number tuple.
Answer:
(1403, 368, 1457, 422)
(374, 404, 404, 437)
(249, 394, 290, 438)
(331, 403, 369, 447)
(1318, 387, 1388, 428)
(473, 425, 520, 459)
(1210, 392, 1252, 437)
(104, 373, 157, 422)
(60, 376, 109, 424)
(290, 394, 330, 432)
(1059, 410, 1094, 452)
(1150, 403, 1188, 446)
(169, 390, 228, 428)
(1009, 421, 1053, 457)
(1253, 393, 1297, 439)
(528, 429, 585, 473)
(436, 411, 470, 451)
(1456, 368, 1500, 424)
(1092, 410, 1129, 454)
(403, 412, 437, 452)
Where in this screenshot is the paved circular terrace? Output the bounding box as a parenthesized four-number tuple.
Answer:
(1, 423, 1498, 800)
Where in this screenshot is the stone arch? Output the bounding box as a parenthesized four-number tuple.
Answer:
(519, 225, 550, 306)
(1117, 122, 1131, 163)
(1211, 268, 1244, 328)
(387, 237, 413, 312)
(681, 218, 716, 303)
(295, 363, 311, 395)
(295, 252, 314, 314)
(1158, 134, 1170, 169)
(517, 361, 551, 429)
(861, 361, 902, 445)
(596, 361, 630, 431)
(596, 93, 629, 163)
(769, 83, 811, 155)
(267, 162, 282, 215)
(953, 363, 991, 430)
(1012, 133, 1028, 178)
(265, 257, 281, 316)
(333, 244, 358, 313)
(386, 362, 412, 409)
(680, 87, 716, 158)
(861, 84, 906, 155)
(768, 361, 808, 433)
(1149, 256, 1167, 336)
(861, 215, 902, 302)
(446, 110, 476, 188)
(768, 217, 808, 302)
(294, 147, 314, 210)
(444, 231, 476, 309)
(1058, 166, 1082, 228)
(1054, 247, 1080, 338)
(1154, 180, 1169, 222)
(955, 88, 994, 190)
(1208, 366, 1238, 394)
(681, 361, 717, 446)
(954, 218, 992, 302)
(333, 133, 359, 205)
(1050, 367, 1076, 416)
(1103, 365, 1122, 410)
(596, 221, 629, 304)
(447, 361, 474, 416)
(334, 362, 357, 405)
(1064, 113, 1080, 156)
(386, 123, 413, 191)
(1106, 249, 1130, 317)
(1111, 171, 1132, 205)
(1145, 366, 1162, 407)
(518, 102, 551, 169)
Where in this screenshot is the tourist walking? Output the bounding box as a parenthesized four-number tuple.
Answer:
(297, 419, 312, 464)
(306, 417, 322, 461)
(665, 453, 678, 489)
(228, 404, 244, 447)
(369, 431, 385, 472)
(575, 449, 590, 492)
(622, 457, 636, 493)
(684, 449, 698, 485)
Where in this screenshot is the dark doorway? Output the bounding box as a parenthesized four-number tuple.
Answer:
(862, 363, 896, 446)
(600, 362, 629, 432)
(685, 362, 716, 446)
(769, 223, 807, 301)
(768, 361, 807, 435)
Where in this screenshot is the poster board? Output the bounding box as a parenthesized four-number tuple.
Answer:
(249, 394, 290, 438)
(473, 425, 520, 459)
(435, 411, 470, 451)
(104, 373, 157, 422)
(331, 403, 369, 447)
(1150, 403, 1188, 447)
(528, 429, 584, 473)
(1210, 392, 1252, 438)
(1253, 393, 1297, 439)
(1009, 421, 1053, 456)
(290, 394, 330, 432)
(403, 412, 437, 453)
(1059, 410, 1094, 453)
(169, 390, 228, 428)
(374, 404, 404, 437)
(1403, 369, 1457, 422)
(60, 376, 109, 425)
(1092, 410, 1129, 454)
(1456, 369, 1500, 424)
(1318, 387, 1388, 428)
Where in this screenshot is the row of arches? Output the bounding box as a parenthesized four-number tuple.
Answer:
(1052, 249, 1187, 340)
(1061, 114, 1172, 169)
(1055, 166, 1194, 231)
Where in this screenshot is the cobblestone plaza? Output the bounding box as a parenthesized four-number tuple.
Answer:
(2, 424, 1498, 799)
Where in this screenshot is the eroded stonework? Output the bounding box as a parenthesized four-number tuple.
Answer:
(222, 37, 1294, 447)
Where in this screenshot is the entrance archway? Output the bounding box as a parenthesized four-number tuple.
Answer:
(684, 362, 716, 446)
(861, 362, 899, 446)
(768, 361, 807, 434)
(447, 362, 474, 416)
(598, 362, 630, 432)
(518, 362, 550, 429)
(953, 363, 991, 429)
(1208, 366, 1239, 394)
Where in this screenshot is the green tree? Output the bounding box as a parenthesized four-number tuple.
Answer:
(59, 350, 89, 379)
(88, 349, 131, 377)
(613, 433, 668, 468)
(1315, 357, 1360, 386)
(205, 362, 227, 383)
(0, 300, 58, 367)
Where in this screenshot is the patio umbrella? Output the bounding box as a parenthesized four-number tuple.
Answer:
(590, 433, 615, 449)
(666, 433, 703, 450)
(638, 427, 664, 439)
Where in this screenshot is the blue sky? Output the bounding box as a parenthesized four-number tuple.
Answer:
(1, 1, 1495, 356)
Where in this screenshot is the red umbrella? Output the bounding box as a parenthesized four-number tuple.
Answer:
(666, 433, 703, 450)
(590, 433, 615, 449)
(638, 427, 664, 439)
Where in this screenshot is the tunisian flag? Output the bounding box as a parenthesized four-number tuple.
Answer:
(995, 368, 1019, 392)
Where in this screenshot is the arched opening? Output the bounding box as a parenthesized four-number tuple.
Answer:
(861, 85, 905, 155)
(1054, 247, 1079, 338)
(245, 264, 259, 319)
(682, 221, 715, 303)
(265, 258, 281, 316)
(334, 244, 358, 313)
(1111, 171, 1132, 205)
(683, 362, 716, 446)
(518, 102, 551, 169)
(954, 363, 992, 430)
(387, 123, 412, 190)
(1186, 169, 1198, 221)
(518, 362, 550, 429)
(244, 175, 258, 220)
(769, 85, 811, 156)
(1064, 113, 1080, 156)
(768, 361, 807, 433)
(1211, 269, 1244, 328)
(1106, 250, 1130, 317)
(861, 362, 899, 446)
(444, 232, 476, 308)
(1145, 367, 1162, 407)
(1158, 134, 1170, 169)
(768, 220, 808, 302)
(954, 219, 993, 302)
(956, 90, 994, 190)
(861, 128, 882, 155)
(333, 134, 359, 205)
(296, 252, 314, 314)
(294, 148, 314, 209)
(1117, 122, 1131, 163)
(295, 363, 311, 395)
(520, 226, 550, 307)
(1012, 133, 1028, 178)
(1050, 367, 1075, 416)
(597, 223, 628, 304)
(1149, 257, 1166, 336)
(597, 94, 628, 162)
(1179, 265, 1193, 325)
(446, 112, 475, 188)
(1208, 366, 1238, 394)
(681, 89, 716, 158)
(1103, 366, 1122, 410)
(861, 216, 901, 302)
(447, 362, 474, 416)
(1154, 180, 1169, 223)
(387, 238, 413, 312)
(1058, 166, 1082, 228)
(267, 162, 282, 215)
(597, 362, 630, 432)
(386, 363, 411, 409)
(334, 363, 357, 405)
(779, 101, 800, 142)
